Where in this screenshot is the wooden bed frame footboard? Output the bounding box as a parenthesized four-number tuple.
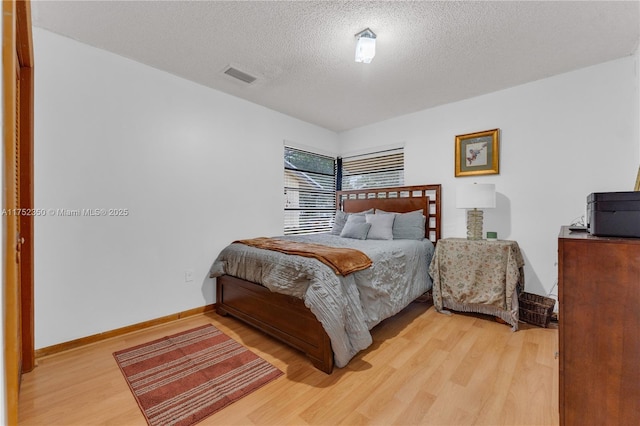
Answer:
(216, 275, 334, 373)
(215, 184, 441, 373)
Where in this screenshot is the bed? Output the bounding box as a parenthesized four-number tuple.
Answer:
(210, 185, 441, 373)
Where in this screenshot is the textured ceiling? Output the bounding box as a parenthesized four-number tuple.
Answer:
(32, 1, 640, 132)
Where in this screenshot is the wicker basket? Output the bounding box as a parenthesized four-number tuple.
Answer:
(519, 292, 555, 327)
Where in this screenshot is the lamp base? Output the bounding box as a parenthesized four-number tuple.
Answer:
(466, 209, 484, 240)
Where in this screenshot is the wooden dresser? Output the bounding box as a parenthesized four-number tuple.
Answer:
(558, 226, 640, 425)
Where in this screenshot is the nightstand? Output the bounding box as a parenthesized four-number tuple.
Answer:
(428, 238, 524, 329)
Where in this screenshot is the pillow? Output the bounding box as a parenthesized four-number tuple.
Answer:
(340, 217, 371, 240)
(365, 213, 395, 240)
(376, 209, 426, 240)
(330, 208, 374, 235)
(330, 210, 349, 235)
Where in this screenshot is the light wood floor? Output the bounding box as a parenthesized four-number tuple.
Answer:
(18, 302, 559, 425)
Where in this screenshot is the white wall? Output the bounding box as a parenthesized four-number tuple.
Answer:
(636, 46, 640, 163)
(33, 26, 640, 349)
(339, 54, 640, 298)
(33, 28, 338, 348)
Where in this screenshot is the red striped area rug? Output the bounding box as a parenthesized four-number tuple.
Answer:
(113, 324, 283, 426)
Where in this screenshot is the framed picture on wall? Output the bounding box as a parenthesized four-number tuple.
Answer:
(455, 128, 500, 177)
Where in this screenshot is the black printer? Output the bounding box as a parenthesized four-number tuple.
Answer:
(587, 191, 640, 238)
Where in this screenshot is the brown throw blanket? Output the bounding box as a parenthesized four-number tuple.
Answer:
(233, 237, 372, 276)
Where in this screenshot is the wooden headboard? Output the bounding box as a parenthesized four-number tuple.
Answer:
(336, 184, 442, 243)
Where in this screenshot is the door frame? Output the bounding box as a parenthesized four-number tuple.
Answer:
(3, 0, 34, 423)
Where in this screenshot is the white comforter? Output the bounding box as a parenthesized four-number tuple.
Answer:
(210, 233, 434, 368)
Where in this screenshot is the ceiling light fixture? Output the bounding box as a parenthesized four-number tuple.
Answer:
(355, 28, 376, 64)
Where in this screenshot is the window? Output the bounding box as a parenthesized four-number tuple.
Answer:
(340, 147, 404, 190)
(283, 146, 404, 234)
(284, 146, 336, 235)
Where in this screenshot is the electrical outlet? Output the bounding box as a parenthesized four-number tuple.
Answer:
(185, 269, 194, 283)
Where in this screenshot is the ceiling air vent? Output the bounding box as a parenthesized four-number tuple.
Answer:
(223, 66, 257, 84)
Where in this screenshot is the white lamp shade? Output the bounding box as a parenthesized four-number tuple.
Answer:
(355, 36, 376, 63)
(456, 183, 496, 209)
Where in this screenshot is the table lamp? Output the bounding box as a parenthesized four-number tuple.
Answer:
(456, 183, 496, 240)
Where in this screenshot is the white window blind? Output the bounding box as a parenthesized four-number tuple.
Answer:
(284, 146, 336, 235)
(341, 148, 404, 190)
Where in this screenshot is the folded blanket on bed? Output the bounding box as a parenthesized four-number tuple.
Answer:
(233, 237, 372, 275)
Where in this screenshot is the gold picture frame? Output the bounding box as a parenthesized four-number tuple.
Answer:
(455, 128, 500, 177)
(635, 166, 640, 191)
